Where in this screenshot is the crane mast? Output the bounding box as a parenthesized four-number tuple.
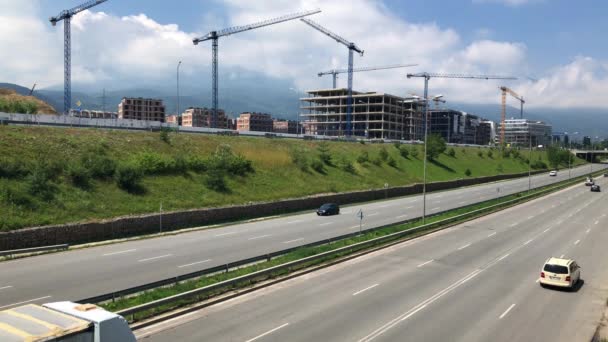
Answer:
(50, 0, 109, 115)
(301, 18, 363, 137)
(193, 9, 321, 128)
(499, 86, 525, 146)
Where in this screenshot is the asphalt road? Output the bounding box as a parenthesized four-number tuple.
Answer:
(0, 164, 605, 310)
(137, 173, 608, 342)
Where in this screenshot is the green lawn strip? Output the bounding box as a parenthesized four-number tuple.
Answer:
(100, 174, 592, 322)
(1, 125, 584, 231)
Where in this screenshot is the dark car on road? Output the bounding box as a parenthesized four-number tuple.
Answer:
(317, 203, 340, 216)
(591, 184, 601, 192)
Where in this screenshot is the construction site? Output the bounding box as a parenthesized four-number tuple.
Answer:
(300, 89, 424, 140)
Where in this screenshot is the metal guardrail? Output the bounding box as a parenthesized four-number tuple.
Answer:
(113, 175, 592, 319)
(0, 244, 69, 257)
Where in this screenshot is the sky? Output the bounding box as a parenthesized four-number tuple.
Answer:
(2, 0, 608, 109)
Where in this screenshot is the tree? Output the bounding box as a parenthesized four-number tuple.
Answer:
(425, 134, 446, 160)
(446, 148, 456, 158)
(379, 147, 389, 161)
(465, 168, 472, 177)
(317, 142, 332, 165)
(546, 146, 561, 169)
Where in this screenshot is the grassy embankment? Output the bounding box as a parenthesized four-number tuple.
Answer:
(0, 89, 56, 114)
(0, 125, 584, 231)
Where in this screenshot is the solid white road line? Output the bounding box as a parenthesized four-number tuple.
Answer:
(248, 234, 272, 240)
(556, 220, 563, 225)
(245, 323, 289, 342)
(215, 231, 238, 237)
(595, 220, 600, 225)
(378, 204, 391, 208)
(103, 249, 137, 256)
(400, 304, 427, 321)
(177, 259, 212, 268)
(138, 254, 172, 262)
(319, 222, 333, 227)
(458, 201, 467, 206)
(0, 296, 52, 309)
(353, 284, 379, 296)
(560, 254, 565, 258)
(405, 206, 414, 210)
(574, 239, 580, 245)
(499, 304, 516, 319)
(417, 260, 434, 268)
(286, 220, 303, 224)
(543, 228, 551, 233)
(487, 232, 497, 237)
(523, 239, 534, 246)
(0, 286, 12, 291)
(368, 213, 380, 217)
(509, 223, 517, 227)
(586, 229, 591, 234)
(458, 243, 471, 250)
(397, 214, 408, 219)
(535, 278, 540, 283)
(527, 216, 534, 220)
(350, 225, 361, 230)
(283, 238, 305, 244)
(498, 253, 510, 261)
(431, 207, 441, 211)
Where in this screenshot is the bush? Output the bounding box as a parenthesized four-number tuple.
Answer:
(487, 150, 493, 159)
(81, 150, 116, 179)
(311, 159, 325, 174)
(426, 134, 446, 160)
(399, 146, 409, 159)
(204, 167, 228, 192)
(208, 144, 254, 176)
(187, 156, 208, 173)
(496, 163, 504, 173)
(134, 152, 175, 175)
(447, 148, 456, 157)
(1, 185, 36, 209)
(387, 156, 397, 167)
(477, 151, 483, 158)
(461, 148, 466, 154)
(66, 162, 91, 189)
(27, 163, 56, 200)
(317, 143, 332, 166)
(173, 155, 188, 174)
(160, 128, 171, 144)
(0, 158, 28, 178)
(340, 159, 356, 174)
(115, 162, 144, 192)
(465, 168, 472, 177)
(502, 149, 511, 158)
(379, 147, 389, 161)
(410, 147, 419, 159)
(531, 160, 548, 170)
(393, 142, 401, 150)
(512, 150, 521, 159)
(371, 157, 382, 166)
(290, 148, 309, 172)
(357, 151, 370, 164)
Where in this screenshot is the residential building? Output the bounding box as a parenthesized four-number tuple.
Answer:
(500, 119, 553, 147)
(166, 114, 181, 126)
(118, 97, 165, 122)
(181, 107, 229, 128)
(273, 119, 300, 134)
(69, 109, 117, 119)
(237, 112, 273, 132)
(300, 89, 423, 140)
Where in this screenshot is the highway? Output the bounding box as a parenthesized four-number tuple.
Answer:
(0, 164, 605, 310)
(137, 173, 608, 342)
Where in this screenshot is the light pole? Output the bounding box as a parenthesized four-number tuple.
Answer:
(528, 128, 532, 193)
(289, 87, 303, 137)
(176, 61, 182, 132)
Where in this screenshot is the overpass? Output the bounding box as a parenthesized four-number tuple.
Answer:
(571, 149, 608, 162)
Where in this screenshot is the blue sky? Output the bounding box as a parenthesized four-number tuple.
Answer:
(3, 0, 608, 109)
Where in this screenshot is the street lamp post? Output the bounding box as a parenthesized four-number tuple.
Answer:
(176, 61, 182, 132)
(528, 129, 532, 192)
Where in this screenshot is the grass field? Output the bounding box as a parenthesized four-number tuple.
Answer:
(0, 125, 583, 231)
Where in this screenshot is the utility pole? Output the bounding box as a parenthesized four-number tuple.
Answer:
(177, 61, 182, 132)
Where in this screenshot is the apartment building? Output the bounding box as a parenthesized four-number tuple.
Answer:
(118, 98, 165, 122)
(166, 114, 181, 126)
(300, 89, 424, 140)
(181, 107, 229, 128)
(273, 119, 300, 134)
(237, 112, 273, 132)
(428, 109, 493, 145)
(69, 109, 117, 119)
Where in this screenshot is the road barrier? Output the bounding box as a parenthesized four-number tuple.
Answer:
(0, 244, 69, 257)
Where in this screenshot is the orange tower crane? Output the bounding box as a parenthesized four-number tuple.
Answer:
(500, 86, 525, 146)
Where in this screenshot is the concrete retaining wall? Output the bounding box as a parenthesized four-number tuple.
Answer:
(0, 170, 545, 250)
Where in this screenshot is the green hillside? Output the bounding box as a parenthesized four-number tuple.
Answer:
(0, 126, 583, 231)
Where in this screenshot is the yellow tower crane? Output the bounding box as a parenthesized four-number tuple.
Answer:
(500, 86, 525, 146)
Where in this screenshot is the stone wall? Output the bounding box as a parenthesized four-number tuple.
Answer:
(0, 170, 545, 250)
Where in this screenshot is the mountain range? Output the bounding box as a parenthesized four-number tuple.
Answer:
(1, 82, 606, 140)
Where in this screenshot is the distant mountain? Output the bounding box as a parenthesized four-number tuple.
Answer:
(4, 81, 606, 138)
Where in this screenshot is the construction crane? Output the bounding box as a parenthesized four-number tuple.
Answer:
(29, 83, 37, 96)
(50, 0, 109, 115)
(406, 72, 517, 225)
(193, 9, 320, 128)
(318, 64, 418, 89)
(301, 18, 363, 137)
(499, 86, 525, 146)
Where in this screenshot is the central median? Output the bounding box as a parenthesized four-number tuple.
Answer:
(87, 171, 605, 325)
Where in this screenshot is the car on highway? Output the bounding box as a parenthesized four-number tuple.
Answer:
(604, 173, 608, 177)
(585, 178, 594, 186)
(539, 257, 580, 290)
(549, 170, 558, 177)
(591, 184, 601, 192)
(317, 203, 340, 216)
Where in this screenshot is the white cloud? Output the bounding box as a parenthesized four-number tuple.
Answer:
(0, 0, 606, 110)
(472, 0, 543, 6)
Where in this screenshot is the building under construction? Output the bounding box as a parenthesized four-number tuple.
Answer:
(300, 89, 424, 140)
